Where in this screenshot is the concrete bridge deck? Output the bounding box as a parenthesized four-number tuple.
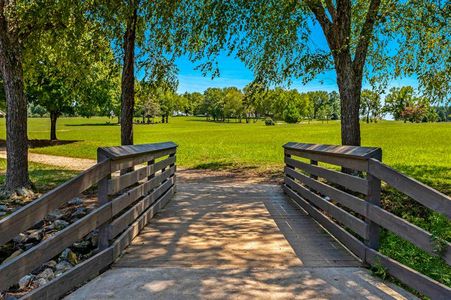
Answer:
(66, 172, 415, 299)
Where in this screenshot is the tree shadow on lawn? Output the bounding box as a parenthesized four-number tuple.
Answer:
(0, 139, 81, 149)
(65, 123, 119, 127)
(186, 118, 254, 124)
(0, 168, 77, 199)
(193, 161, 236, 170)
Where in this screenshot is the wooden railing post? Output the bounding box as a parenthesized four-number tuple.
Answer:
(365, 150, 382, 251)
(169, 152, 176, 192)
(285, 150, 294, 178)
(97, 150, 111, 250)
(310, 160, 318, 179)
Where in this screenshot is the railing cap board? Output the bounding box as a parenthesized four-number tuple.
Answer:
(97, 142, 177, 160)
(283, 142, 381, 160)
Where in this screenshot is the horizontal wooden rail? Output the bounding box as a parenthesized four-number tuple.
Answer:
(284, 177, 368, 239)
(110, 166, 175, 216)
(368, 159, 451, 218)
(285, 157, 369, 194)
(285, 167, 368, 216)
(108, 156, 175, 195)
(283, 184, 367, 259)
(0, 160, 110, 246)
(109, 176, 175, 239)
(284, 142, 451, 299)
(0, 142, 178, 299)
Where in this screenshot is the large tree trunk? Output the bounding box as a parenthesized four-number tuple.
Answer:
(120, 6, 137, 146)
(0, 3, 31, 191)
(336, 61, 361, 146)
(50, 111, 58, 140)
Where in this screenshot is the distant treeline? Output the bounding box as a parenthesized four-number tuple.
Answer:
(26, 84, 449, 124)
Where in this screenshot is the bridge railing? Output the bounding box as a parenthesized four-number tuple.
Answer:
(0, 142, 177, 299)
(283, 142, 451, 299)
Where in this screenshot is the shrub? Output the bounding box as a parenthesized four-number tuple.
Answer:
(283, 103, 300, 123)
(265, 117, 275, 126)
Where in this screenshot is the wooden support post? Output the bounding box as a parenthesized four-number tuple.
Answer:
(310, 160, 318, 179)
(97, 151, 111, 250)
(169, 152, 176, 192)
(365, 150, 382, 252)
(147, 159, 155, 181)
(285, 151, 295, 182)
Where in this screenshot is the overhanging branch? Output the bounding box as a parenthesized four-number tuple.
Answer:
(353, 0, 381, 75)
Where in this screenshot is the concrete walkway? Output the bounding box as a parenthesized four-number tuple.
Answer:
(66, 174, 416, 300)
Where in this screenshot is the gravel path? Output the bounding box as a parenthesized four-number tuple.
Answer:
(0, 151, 96, 171)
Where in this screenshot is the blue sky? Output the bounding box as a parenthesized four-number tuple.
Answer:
(175, 53, 419, 94)
(174, 23, 418, 94)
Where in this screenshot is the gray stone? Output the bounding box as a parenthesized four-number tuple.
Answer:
(55, 261, 73, 273)
(13, 233, 27, 244)
(23, 243, 34, 250)
(68, 197, 83, 205)
(18, 274, 33, 289)
(16, 187, 34, 197)
(0, 211, 6, 217)
(26, 229, 43, 243)
(72, 240, 92, 254)
(55, 270, 64, 278)
(0, 204, 8, 211)
(44, 260, 57, 270)
(60, 248, 78, 265)
(72, 207, 87, 218)
(3, 249, 24, 263)
(54, 219, 69, 230)
(48, 209, 63, 221)
(35, 277, 48, 287)
(37, 268, 54, 281)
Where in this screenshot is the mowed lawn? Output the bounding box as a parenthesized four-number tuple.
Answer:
(0, 116, 450, 188)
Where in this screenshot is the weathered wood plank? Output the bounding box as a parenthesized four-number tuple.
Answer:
(365, 248, 451, 299)
(283, 184, 367, 260)
(0, 160, 110, 246)
(367, 204, 451, 264)
(98, 142, 177, 160)
(22, 247, 114, 300)
(366, 153, 382, 250)
(110, 148, 176, 172)
(113, 186, 175, 259)
(283, 142, 381, 159)
(97, 152, 112, 250)
(285, 157, 369, 194)
(285, 177, 368, 239)
(109, 177, 174, 239)
(108, 156, 175, 195)
(368, 159, 451, 218)
(285, 149, 369, 171)
(110, 166, 175, 216)
(0, 203, 112, 290)
(285, 167, 368, 216)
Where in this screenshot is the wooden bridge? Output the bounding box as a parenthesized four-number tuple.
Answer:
(0, 142, 450, 299)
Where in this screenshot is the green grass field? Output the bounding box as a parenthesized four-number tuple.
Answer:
(0, 116, 450, 289)
(2, 116, 449, 188)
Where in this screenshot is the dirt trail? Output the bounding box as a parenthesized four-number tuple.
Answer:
(0, 150, 96, 171)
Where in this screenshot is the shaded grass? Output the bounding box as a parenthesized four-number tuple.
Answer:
(0, 159, 77, 193)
